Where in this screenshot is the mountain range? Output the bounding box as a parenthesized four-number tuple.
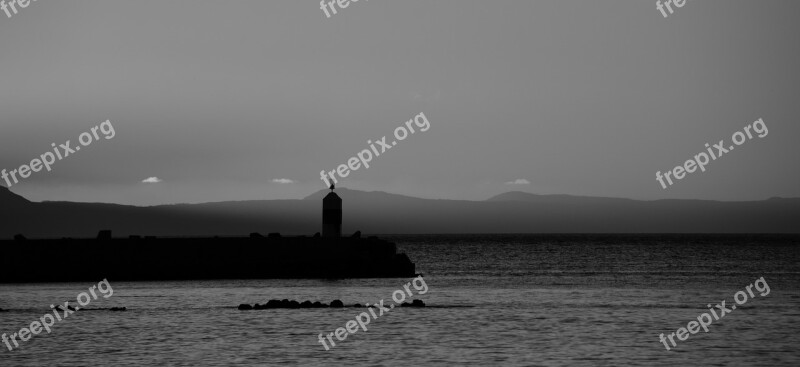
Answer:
(1, 186, 798, 238)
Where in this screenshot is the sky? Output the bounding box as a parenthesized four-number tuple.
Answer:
(1, 0, 799, 206)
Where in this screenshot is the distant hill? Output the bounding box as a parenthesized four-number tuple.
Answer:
(303, 187, 427, 203)
(487, 191, 638, 205)
(0, 187, 798, 238)
(0, 185, 30, 207)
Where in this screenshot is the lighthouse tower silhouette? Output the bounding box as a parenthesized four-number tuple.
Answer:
(322, 184, 342, 238)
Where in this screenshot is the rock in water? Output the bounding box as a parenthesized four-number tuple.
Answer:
(266, 300, 281, 309)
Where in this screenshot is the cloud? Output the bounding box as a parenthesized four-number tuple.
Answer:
(271, 178, 295, 184)
(505, 179, 531, 185)
(141, 177, 163, 183)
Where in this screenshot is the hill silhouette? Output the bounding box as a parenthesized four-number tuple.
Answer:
(0, 187, 798, 238)
(0, 185, 30, 207)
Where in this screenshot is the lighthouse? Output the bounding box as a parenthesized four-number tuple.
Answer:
(322, 184, 342, 238)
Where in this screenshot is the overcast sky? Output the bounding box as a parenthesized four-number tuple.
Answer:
(1, 0, 798, 205)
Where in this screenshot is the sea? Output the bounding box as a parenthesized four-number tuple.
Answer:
(1, 234, 798, 366)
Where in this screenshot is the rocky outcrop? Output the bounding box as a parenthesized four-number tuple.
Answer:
(237, 299, 426, 310)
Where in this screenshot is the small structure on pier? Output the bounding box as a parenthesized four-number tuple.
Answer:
(322, 184, 342, 238)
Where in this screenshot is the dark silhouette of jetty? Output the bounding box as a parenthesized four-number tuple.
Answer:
(0, 186, 415, 283)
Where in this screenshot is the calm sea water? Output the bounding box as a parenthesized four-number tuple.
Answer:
(1, 234, 799, 366)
